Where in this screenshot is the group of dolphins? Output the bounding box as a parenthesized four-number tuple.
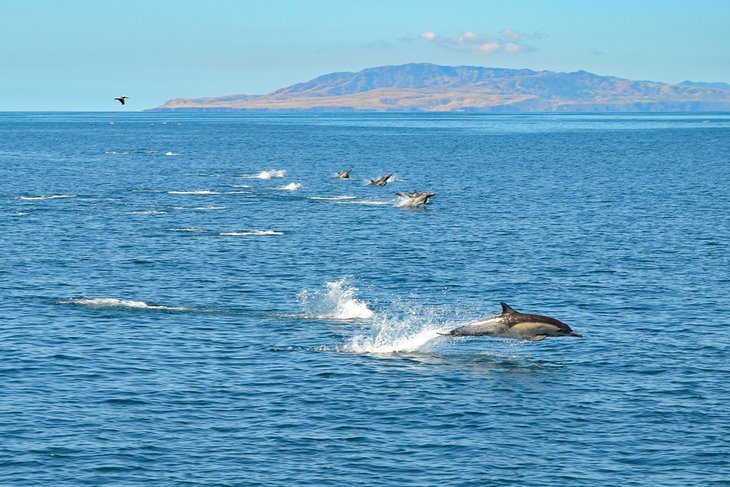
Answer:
(335, 168, 583, 343)
(115, 95, 582, 344)
(335, 169, 436, 208)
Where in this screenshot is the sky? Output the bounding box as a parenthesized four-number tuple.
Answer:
(1, 0, 729, 111)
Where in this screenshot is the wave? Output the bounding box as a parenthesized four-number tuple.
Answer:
(237, 169, 287, 180)
(170, 228, 208, 233)
(297, 278, 374, 321)
(334, 199, 392, 206)
(219, 230, 284, 236)
(129, 210, 168, 215)
(307, 195, 357, 201)
(59, 297, 191, 312)
(172, 206, 225, 211)
(17, 194, 76, 201)
(167, 190, 221, 195)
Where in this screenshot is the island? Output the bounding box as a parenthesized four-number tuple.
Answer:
(150, 63, 730, 113)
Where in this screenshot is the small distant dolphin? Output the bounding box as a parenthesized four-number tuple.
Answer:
(443, 302, 582, 341)
(115, 96, 128, 105)
(336, 169, 352, 179)
(369, 174, 393, 186)
(397, 191, 436, 207)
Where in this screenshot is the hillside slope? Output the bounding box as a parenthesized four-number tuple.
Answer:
(152, 63, 730, 112)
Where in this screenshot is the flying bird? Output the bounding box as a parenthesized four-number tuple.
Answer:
(115, 96, 128, 105)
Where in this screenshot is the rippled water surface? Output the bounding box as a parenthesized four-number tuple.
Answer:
(1, 112, 729, 485)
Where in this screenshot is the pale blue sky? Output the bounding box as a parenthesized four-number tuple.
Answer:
(2, 0, 729, 110)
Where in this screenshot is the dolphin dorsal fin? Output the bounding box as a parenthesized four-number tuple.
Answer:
(500, 302, 518, 314)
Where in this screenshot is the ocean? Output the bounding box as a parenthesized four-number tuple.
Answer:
(1, 112, 729, 485)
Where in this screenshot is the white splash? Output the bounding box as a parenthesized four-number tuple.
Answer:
(273, 182, 301, 191)
(60, 297, 189, 312)
(297, 278, 374, 321)
(347, 327, 444, 354)
(395, 195, 419, 208)
(164, 151, 177, 156)
(239, 169, 287, 179)
(343, 306, 448, 354)
(17, 194, 76, 201)
(342, 298, 460, 354)
(219, 230, 284, 236)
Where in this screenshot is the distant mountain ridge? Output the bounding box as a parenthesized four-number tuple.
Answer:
(675, 80, 730, 91)
(152, 63, 730, 112)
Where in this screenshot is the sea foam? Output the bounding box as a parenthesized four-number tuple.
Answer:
(334, 199, 392, 206)
(17, 194, 76, 201)
(307, 196, 357, 201)
(238, 169, 287, 179)
(172, 206, 225, 211)
(59, 297, 190, 312)
(219, 230, 284, 236)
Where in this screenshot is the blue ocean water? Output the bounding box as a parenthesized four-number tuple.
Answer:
(1, 112, 729, 486)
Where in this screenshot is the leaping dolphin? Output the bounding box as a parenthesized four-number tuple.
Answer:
(443, 302, 582, 341)
(369, 174, 393, 186)
(336, 169, 352, 179)
(397, 191, 436, 207)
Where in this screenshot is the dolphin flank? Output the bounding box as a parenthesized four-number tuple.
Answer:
(397, 191, 436, 207)
(368, 174, 393, 186)
(443, 302, 582, 341)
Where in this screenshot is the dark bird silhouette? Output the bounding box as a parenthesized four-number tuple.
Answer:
(115, 96, 128, 105)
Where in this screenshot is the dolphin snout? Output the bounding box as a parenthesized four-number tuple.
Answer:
(569, 331, 583, 337)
